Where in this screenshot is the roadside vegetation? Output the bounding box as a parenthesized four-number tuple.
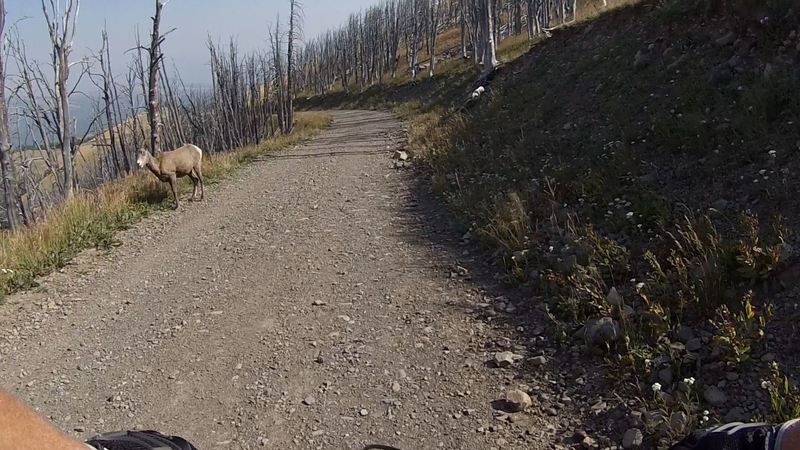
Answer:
(0, 112, 330, 301)
(299, 0, 800, 444)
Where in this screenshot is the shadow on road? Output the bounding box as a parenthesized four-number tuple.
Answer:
(394, 164, 619, 444)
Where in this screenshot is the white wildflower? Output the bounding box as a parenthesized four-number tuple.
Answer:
(683, 377, 695, 386)
(635, 282, 645, 290)
(652, 382, 662, 393)
(769, 150, 777, 157)
(626, 212, 635, 219)
(762, 380, 772, 390)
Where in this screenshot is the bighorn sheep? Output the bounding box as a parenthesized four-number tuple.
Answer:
(137, 144, 204, 209)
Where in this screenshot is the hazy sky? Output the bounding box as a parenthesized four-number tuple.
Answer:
(6, 0, 380, 85)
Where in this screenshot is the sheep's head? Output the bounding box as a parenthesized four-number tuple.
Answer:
(136, 149, 150, 168)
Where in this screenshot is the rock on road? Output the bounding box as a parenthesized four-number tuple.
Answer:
(0, 111, 551, 449)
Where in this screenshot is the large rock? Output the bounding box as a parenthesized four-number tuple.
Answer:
(658, 367, 674, 385)
(709, 64, 733, 86)
(606, 287, 623, 307)
(677, 325, 696, 343)
(704, 386, 728, 406)
(723, 407, 750, 422)
(622, 428, 644, 449)
(633, 50, 653, 69)
(505, 389, 533, 412)
(715, 31, 737, 46)
(686, 338, 703, 352)
(583, 317, 622, 346)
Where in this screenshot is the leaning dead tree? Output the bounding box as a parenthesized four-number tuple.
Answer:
(0, 0, 17, 228)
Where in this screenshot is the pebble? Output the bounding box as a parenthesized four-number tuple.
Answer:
(686, 338, 702, 352)
(303, 396, 316, 406)
(493, 351, 522, 368)
(623, 428, 643, 449)
(530, 356, 547, 366)
(359, 409, 369, 416)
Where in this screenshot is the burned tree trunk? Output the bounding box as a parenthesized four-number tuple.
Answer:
(428, 0, 439, 77)
(148, 0, 166, 154)
(286, 0, 301, 134)
(96, 29, 124, 176)
(0, 0, 17, 228)
(42, 0, 81, 199)
(479, 0, 499, 74)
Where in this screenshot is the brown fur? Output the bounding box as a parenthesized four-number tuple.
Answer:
(137, 144, 204, 209)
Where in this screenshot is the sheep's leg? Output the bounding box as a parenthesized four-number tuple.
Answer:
(189, 173, 199, 201)
(168, 174, 180, 209)
(195, 165, 205, 200)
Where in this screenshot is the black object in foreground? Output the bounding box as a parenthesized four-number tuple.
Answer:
(86, 430, 198, 450)
(670, 420, 800, 450)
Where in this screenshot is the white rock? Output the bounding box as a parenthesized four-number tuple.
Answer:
(622, 428, 643, 449)
(505, 389, 532, 412)
(494, 351, 523, 368)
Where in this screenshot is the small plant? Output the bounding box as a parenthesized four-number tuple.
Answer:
(643, 215, 734, 314)
(480, 191, 532, 254)
(735, 213, 788, 283)
(711, 291, 772, 364)
(766, 364, 800, 423)
(583, 226, 630, 285)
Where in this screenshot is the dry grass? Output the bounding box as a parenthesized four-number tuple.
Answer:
(298, 0, 800, 437)
(0, 111, 331, 300)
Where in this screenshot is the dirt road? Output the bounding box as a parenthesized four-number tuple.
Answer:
(0, 111, 556, 449)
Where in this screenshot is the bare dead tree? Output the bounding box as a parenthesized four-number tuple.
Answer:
(478, 0, 498, 73)
(41, 0, 82, 199)
(460, 0, 469, 58)
(286, 0, 302, 134)
(90, 28, 128, 177)
(428, 0, 440, 76)
(0, 0, 17, 228)
(147, 0, 170, 154)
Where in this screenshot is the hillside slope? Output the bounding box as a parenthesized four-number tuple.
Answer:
(303, 0, 800, 446)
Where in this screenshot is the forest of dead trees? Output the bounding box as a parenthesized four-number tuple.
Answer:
(0, 0, 302, 229)
(296, 0, 580, 95)
(0, 0, 580, 229)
